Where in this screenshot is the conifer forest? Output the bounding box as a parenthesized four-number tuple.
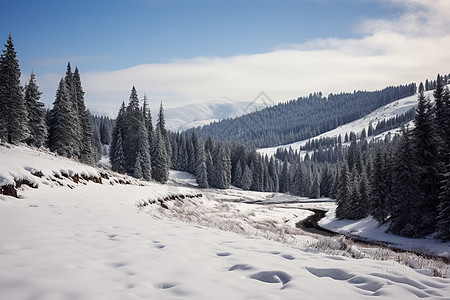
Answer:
(1, 34, 449, 241)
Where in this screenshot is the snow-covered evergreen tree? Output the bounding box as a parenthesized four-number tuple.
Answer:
(0, 35, 29, 143)
(142, 94, 154, 154)
(310, 175, 320, 199)
(73, 67, 94, 164)
(123, 87, 141, 171)
(195, 142, 209, 188)
(47, 79, 76, 157)
(241, 165, 253, 190)
(412, 83, 442, 235)
(24, 71, 47, 147)
(436, 169, 450, 241)
(279, 159, 289, 193)
(389, 128, 421, 237)
(110, 102, 126, 173)
(152, 128, 169, 183)
(136, 118, 152, 181)
(336, 162, 350, 219)
(370, 147, 388, 223)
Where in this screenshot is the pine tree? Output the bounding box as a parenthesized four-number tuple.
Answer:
(112, 130, 126, 173)
(133, 151, 143, 179)
(156, 101, 172, 166)
(195, 142, 209, 188)
(64, 63, 81, 158)
(336, 162, 350, 219)
(0, 35, 29, 143)
(370, 147, 388, 223)
(389, 128, 421, 237)
(412, 83, 442, 235)
(152, 129, 169, 183)
(110, 102, 126, 172)
(73, 67, 94, 164)
(124, 87, 141, 172)
(436, 170, 450, 241)
(142, 94, 154, 154)
(279, 159, 289, 193)
(358, 170, 370, 219)
(136, 117, 152, 181)
(310, 175, 320, 199)
(24, 71, 47, 147)
(232, 160, 243, 187)
(268, 157, 279, 192)
(241, 165, 253, 190)
(47, 79, 76, 157)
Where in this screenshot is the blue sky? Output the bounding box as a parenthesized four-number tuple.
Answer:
(2, 0, 450, 115)
(5, 0, 401, 72)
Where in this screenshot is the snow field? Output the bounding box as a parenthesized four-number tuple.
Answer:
(1, 145, 450, 299)
(2, 181, 450, 299)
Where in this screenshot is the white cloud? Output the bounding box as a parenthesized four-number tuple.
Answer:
(38, 0, 450, 117)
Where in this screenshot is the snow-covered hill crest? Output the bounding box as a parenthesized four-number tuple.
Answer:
(258, 88, 440, 156)
(165, 100, 269, 132)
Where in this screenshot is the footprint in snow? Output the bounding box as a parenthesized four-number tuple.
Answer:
(250, 271, 292, 285)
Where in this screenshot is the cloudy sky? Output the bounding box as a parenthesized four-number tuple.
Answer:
(2, 0, 450, 116)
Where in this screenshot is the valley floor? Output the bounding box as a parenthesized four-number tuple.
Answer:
(0, 145, 449, 299)
(1, 174, 450, 299)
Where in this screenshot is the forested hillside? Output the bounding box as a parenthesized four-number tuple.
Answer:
(191, 84, 417, 147)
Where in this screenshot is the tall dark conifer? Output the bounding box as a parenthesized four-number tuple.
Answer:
(47, 79, 75, 156)
(110, 102, 126, 172)
(24, 71, 47, 147)
(73, 67, 94, 164)
(412, 83, 441, 235)
(0, 35, 29, 143)
(389, 128, 421, 237)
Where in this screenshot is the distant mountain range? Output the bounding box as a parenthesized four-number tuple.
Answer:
(164, 100, 269, 132)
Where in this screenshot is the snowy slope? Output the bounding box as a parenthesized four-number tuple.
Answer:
(258, 88, 439, 156)
(165, 100, 269, 132)
(1, 145, 450, 299)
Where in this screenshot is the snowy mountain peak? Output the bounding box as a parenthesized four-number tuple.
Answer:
(165, 99, 270, 132)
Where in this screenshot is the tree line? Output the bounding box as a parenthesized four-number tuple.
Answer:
(190, 84, 417, 148)
(334, 78, 450, 241)
(0, 35, 115, 165)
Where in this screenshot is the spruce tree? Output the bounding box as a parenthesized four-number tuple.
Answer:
(0, 35, 29, 143)
(412, 83, 442, 235)
(124, 87, 141, 171)
(152, 129, 169, 183)
(110, 102, 126, 172)
(136, 117, 152, 181)
(336, 162, 350, 219)
(389, 128, 421, 237)
(112, 130, 126, 173)
(370, 147, 388, 223)
(268, 157, 279, 192)
(47, 79, 76, 157)
(73, 67, 94, 164)
(24, 71, 47, 147)
(195, 142, 209, 188)
(241, 165, 253, 190)
(279, 159, 289, 193)
(156, 101, 172, 166)
(142, 94, 154, 154)
(133, 151, 143, 179)
(64, 63, 81, 157)
(436, 170, 450, 241)
(310, 175, 320, 199)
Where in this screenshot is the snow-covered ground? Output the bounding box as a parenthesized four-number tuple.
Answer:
(320, 209, 450, 260)
(258, 88, 439, 156)
(1, 144, 450, 299)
